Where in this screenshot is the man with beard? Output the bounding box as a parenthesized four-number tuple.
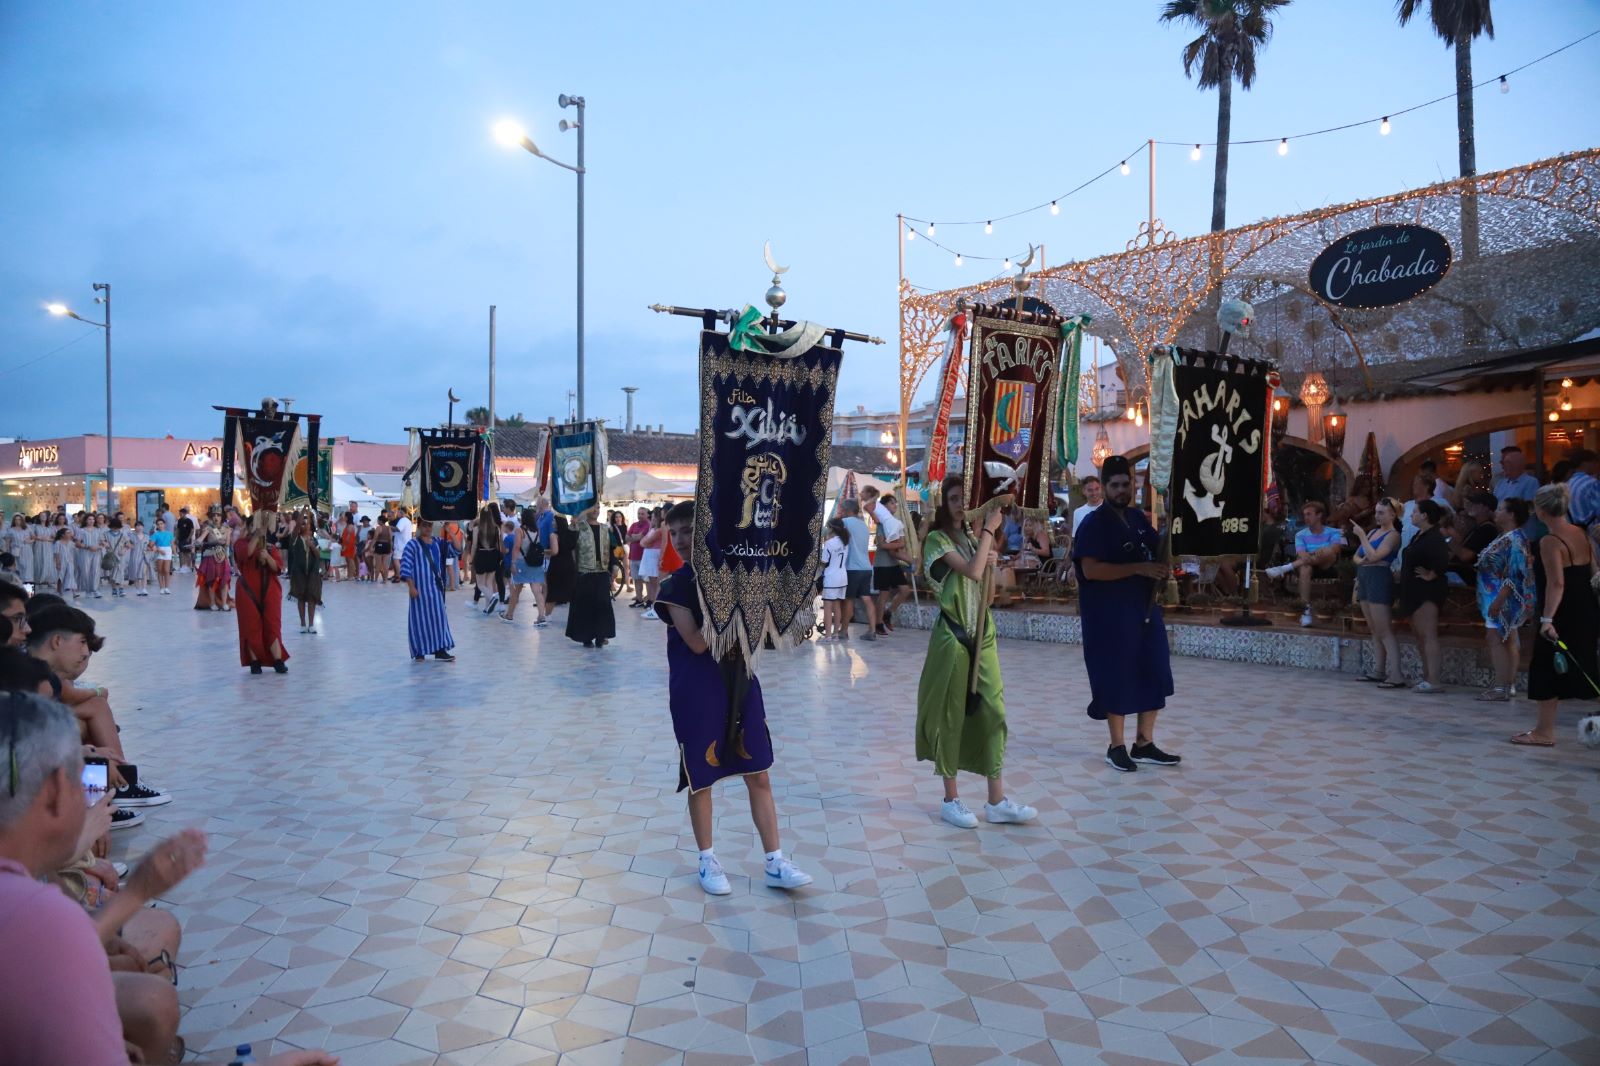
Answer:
(1072, 455, 1180, 773)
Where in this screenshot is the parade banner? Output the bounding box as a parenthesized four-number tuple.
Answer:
(1168, 349, 1272, 559)
(284, 444, 334, 515)
(1054, 315, 1090, 470)
(692, 326, 841, 664)
(960, 303, 1063, 522)
(419, 430, 483, 522)
(922, 310, 967, 485)
(235, 415, 301, 515)
(549, 423, 607, 517)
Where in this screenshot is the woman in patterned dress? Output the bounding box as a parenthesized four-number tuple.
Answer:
(30, 515, 57, 590)
(4, 514, 33, 585)
(1475, 497, 1537, 702)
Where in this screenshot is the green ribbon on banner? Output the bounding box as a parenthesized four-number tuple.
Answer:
(1054, 314, 1090, 469)
(728, 305, 769, 353)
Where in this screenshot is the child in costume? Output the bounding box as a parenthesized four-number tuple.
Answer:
(655, 501, 813, 896)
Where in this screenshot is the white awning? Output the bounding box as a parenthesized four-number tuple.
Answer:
(103, 468, 223, 489)
(338, 473, 407, 500)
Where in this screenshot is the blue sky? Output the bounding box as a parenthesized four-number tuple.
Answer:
(2, 1, 1597, 442)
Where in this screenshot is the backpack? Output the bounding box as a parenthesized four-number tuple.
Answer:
(520, 527, 546, 568)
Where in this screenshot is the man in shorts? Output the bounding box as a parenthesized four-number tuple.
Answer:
(836, 499, 878, 640)
(859, 486, 911, 634)
(1263, 501, 1345, 627)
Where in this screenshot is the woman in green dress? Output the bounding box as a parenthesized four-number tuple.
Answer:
(916, 474, 1039, 830)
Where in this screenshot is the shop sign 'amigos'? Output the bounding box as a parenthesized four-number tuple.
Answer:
(1309, 224, 1452, 310)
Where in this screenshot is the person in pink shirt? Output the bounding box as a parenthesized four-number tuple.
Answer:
(0, 691, 338, 1066)
(626, 507, 651, 606)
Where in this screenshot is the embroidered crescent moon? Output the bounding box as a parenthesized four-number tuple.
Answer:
(437, 461, 464, 489)
(704, 741, 720, 768)
(763, 240, 788, 276)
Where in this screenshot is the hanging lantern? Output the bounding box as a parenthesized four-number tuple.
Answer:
(1299, 372, 1331, 443)
(1270, 388, 1290, 447)
(1091, 426, 1113, 468)
(1322, 400, 1348, 456)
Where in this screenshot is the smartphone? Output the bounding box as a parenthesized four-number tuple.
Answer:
(82, 756, 109, 803)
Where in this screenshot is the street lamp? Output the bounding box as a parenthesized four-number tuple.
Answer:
(47, 283, 114, 509)
(495, 93, 587, 420)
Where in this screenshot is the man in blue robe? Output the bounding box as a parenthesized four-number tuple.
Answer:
(1072, 455, 1179, 773)
(401, 519, 455, 663)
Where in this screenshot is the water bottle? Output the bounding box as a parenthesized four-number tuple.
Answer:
(228, 1045, 255, 1066)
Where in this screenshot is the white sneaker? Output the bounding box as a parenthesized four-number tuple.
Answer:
(137, 590, 148, 597)
(1299, 607, 1314, 627)
(642, 608, 658, 620)
(985, 797, 1038, 824)
(940, 799, 979, 829)
(765, 857, 814, 890)
(698, 855, 732, 895)
(1264, 563, 1293, 579)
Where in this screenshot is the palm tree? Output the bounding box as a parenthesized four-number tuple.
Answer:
(1160, 0, 1292, 233)
(1396, 0, 1494, 179)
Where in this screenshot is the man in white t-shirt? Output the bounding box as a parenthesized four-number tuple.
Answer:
(859, 487, 911, 633)
(1072, 476, 1103, 536)
(389, 510, 413, 582)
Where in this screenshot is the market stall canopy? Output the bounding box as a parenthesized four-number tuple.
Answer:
(601, 468, 684, 502)
(330, 473, 406, 504)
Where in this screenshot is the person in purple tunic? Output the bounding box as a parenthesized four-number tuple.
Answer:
(1072, 454, 1181, 774)
(655, 501, 813, 897)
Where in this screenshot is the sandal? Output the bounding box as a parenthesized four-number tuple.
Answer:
(1376, 679, 1406, 689)
(1475, 688, 1510, 702)
(1356, 674, 1384, 683)
(1508, 731, 1555, 747)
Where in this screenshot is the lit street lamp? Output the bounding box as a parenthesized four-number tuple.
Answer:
(495, 94, 587, 420)
(47, 283, 114, 508)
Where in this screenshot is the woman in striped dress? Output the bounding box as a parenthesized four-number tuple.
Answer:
(3, 515, 32, 585)
(31, 516, 57, 589)
(401, 518, 455, 662)
(76, 514, 107, 598)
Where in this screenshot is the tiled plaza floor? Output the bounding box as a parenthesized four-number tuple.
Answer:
(84, 580, 1598, 1065)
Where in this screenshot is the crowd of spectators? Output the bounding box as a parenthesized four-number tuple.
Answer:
(0, 578, 336, 1064)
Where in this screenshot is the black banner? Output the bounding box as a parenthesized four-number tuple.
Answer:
(692, 329, 841, 661)
(237, 416, 299, 514)
(1169, 351, 1271, 559)
(305, 415, 321, 513)
(1309, 224, 1452, 310)
(218, 412, 240, 506)
(420, 430, 483, 522)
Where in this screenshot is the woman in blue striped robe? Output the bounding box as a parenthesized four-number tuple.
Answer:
(401, 519, 455, 662)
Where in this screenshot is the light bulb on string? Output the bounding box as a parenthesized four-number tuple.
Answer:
(1549, 410, 1561, 422)
(1278, 137, 1289, 156)
(1050, 200, 1060, 215)
(1003, 258, 1011, 269)
(1190, 144, 1202, 161)
(1380, 116, 1391, 135)
(905, 226, 915, 241)
(953, 253, 962, 267)
(927, 222, 936, 237)
(984, 220, 993, 235)
(1499, 75, 1509, 93)
(1120, 160, 1130, 175)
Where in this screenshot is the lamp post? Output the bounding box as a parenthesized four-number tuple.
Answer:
(46, 283, 113, 509)
(494, 94, 586, 420)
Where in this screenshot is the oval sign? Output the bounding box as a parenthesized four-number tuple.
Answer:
(1308, 223, 1452, 310)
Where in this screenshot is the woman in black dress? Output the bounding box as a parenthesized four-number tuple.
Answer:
(1398, 499, 1450, 693)
(545, 513, 578, 608)
(1514, 483, 1598, 747)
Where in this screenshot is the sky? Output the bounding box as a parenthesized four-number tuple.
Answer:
(2, 1, 1597, 444)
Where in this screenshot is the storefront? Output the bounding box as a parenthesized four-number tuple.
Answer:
(0, 434, 412, 519)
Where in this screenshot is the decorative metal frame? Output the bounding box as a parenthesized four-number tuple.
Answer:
(899, 149, 1600, 430)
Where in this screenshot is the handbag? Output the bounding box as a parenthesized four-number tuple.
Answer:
(101, 536, 120, 572)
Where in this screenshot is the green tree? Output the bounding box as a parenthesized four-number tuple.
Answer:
(462, 406, 527, 428)
(1159, 0, 1292, 233)
(1396, 0, 1494, 180)
(464, 405, 490, 427)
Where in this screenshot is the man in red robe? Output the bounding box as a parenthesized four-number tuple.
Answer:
(234, 512, 289, 674)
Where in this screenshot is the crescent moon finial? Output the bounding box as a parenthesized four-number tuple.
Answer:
(448, 388, 460, 403)
(763, 240, 789, 276)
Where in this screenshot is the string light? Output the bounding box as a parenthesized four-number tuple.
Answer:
(898, 28, 1598, 268)
(905, 226, 915, 241)
(953, 253, 962, 266)
(1003, 258, 1011, 269)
